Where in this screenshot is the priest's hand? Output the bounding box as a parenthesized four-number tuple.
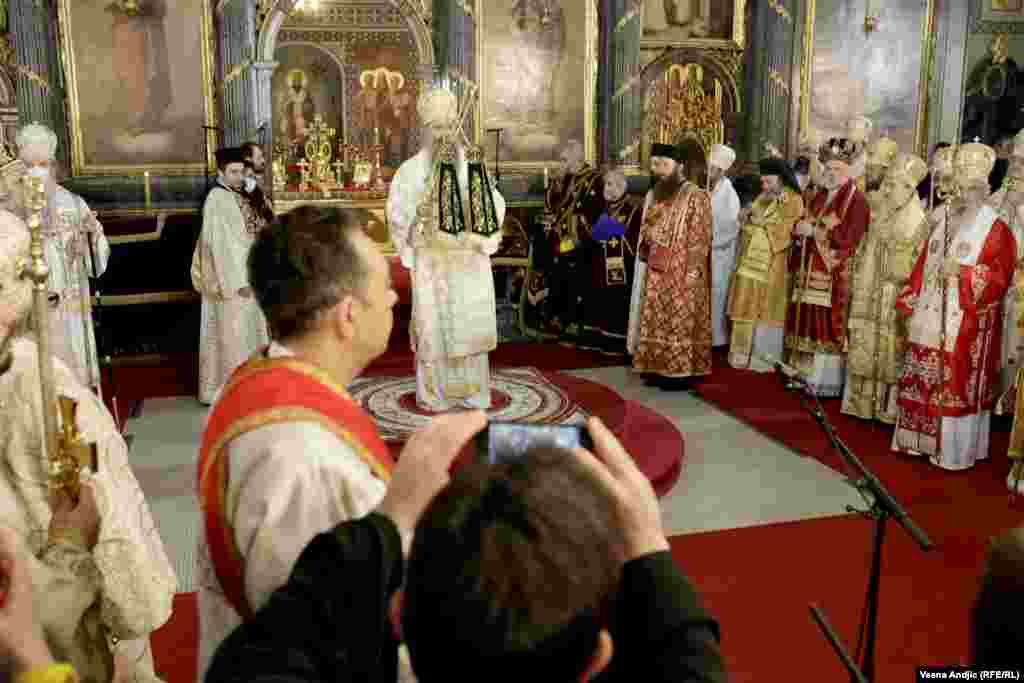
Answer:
(238, 287, 253, 298)
(573, 417, 669, 564)
(0, 526, 56, 678)
(943, 257, 961, 279)
(48, 482, 100, 551)
(379, 410, 488, 554)
(793, 221, 813, 238)
(738, 208, 752, 226)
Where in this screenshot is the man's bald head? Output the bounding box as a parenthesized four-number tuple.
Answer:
(0, 210, 32, 368)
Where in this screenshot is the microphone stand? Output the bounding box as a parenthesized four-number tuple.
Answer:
(775, 368, 934, 682)
(809, 604, 869, 683)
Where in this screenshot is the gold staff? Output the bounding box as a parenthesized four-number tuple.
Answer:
(22, 175, 96, 502)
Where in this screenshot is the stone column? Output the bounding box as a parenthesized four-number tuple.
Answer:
(10, 0, 68, 168)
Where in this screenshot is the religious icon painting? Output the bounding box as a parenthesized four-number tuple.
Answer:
(57, 0, 218, 175)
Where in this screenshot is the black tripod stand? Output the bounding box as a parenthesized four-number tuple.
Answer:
(777, 368, 934, 681)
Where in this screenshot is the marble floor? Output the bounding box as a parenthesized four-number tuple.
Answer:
(126, 366, 863, 593)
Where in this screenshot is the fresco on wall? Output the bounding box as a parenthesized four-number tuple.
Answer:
(272, 44, 346, 154)
(346, 40, 419, 170)
(804, 0, 931, 153)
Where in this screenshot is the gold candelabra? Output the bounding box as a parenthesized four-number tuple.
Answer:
(303, 114, 337, 193)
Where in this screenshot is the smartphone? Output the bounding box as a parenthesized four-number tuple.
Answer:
(475, 421, 593, 465)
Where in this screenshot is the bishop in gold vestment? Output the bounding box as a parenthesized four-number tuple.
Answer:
(842, 153, 929, 422)
(728, 158, 804, 371)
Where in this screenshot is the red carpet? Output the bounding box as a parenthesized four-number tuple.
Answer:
(678, 349, 1024, 680)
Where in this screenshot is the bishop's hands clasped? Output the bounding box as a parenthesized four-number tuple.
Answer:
(0, 526, 56, 678)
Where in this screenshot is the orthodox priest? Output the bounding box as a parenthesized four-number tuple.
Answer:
(842, 153, 929, 422)
(1, 209, 176, 683)
(627, 142, 712, 389)
(192, 147, 270, 404)
(523, 140, 604, 341)
(785, 138, 869, 396)
(728, 157, 804, 371)
(387, 86, 505, 411)
(579, 168, 642, 355)
(16, 123, 109, 391)
(708, 144, 740, 348)
(988, 129, 1024, 403)
(892, 142, 1016, 471)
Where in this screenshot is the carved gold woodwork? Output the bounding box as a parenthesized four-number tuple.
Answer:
(644, 63, 724, 159)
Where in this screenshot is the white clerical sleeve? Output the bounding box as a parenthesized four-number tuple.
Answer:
(57, 359, 177, 639)
(387, 155, 424, 269)
(227, 422, 386, 612)
(77, 196, 110, 277)
(203, 191, 249, 296)
(712, 180, 741, 252)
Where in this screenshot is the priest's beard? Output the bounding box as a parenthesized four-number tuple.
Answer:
(651, 171, 684, 203)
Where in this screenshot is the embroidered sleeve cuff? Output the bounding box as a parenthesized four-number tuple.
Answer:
(15, 663, 77, 683)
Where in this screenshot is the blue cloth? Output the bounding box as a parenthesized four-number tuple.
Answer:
(591, 213, 625, 242)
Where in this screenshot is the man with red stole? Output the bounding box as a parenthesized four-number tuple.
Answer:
(893, 142, 1017, 471)
(785, 138, 870, 396)
(196, 206, 402, 678)
(627, 141, 713, 390)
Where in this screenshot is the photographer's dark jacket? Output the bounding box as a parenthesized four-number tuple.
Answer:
(205, 513, 726, 683)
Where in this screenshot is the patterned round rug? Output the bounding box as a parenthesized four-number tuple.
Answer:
(349, 367, 587, 442)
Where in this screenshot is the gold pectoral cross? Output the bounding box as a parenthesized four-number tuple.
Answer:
(52, 396, 98, 502)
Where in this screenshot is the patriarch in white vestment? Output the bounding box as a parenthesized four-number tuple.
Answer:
(387, 86, 506, 411)
(192, 147, 270, 404)
(0, 209, 176, 683)
(15, 124, 109, 391)
(708, 143, 740, 347)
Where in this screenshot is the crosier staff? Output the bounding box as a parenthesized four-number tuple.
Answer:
(22, 175, 96, 504)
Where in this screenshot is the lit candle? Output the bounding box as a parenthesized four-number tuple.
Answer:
(374, 127, 380, 145)
(543, 166, 549, 189)
(144, 171, 151, 209)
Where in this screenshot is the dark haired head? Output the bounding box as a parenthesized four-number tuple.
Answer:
(215, 147, 245, 172)
(971, 525, 1024, 665)
(240, 141, 260, 161)
(247, 206, 367, 340)
(403, 448, 623, 682)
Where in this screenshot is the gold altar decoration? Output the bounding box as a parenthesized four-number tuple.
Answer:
(798, 0, 936, 158)
(644, 63, 723, 159)
(303, 114, 338, 193)
(22, 176, 97, 502)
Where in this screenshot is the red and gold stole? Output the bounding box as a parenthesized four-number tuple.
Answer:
(196, 353, 393, 620)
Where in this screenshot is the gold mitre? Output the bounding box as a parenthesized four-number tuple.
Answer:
(954, 142, 996, 185)
(886, 153, 927, 187)
(846, 116, 873, 144)
(867, 137, 898, 168)
(417, 87, 459, 127)
(933, 145, 956, 171)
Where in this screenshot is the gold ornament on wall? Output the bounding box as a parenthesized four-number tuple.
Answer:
(645, 63, 723, 159)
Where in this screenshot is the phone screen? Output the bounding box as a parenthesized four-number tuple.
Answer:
(475, 421, 592, 465)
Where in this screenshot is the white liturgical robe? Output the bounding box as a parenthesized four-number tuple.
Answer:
(387, 146, 506, 412)
(710, 176, 740, 346)
(44, 186, 110, 390)
(196, 343, 389, 680)
(193, 184, 269, 404)
(0, 338, 176, 683)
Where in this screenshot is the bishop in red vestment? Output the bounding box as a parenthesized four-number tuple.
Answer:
(892, 142, 1017, 471)
(785, 138, 870, 396)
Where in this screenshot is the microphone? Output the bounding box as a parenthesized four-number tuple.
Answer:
(757, 354, 808, 384)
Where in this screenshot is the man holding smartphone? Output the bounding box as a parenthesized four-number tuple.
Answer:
(200, 415, 725, 683)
